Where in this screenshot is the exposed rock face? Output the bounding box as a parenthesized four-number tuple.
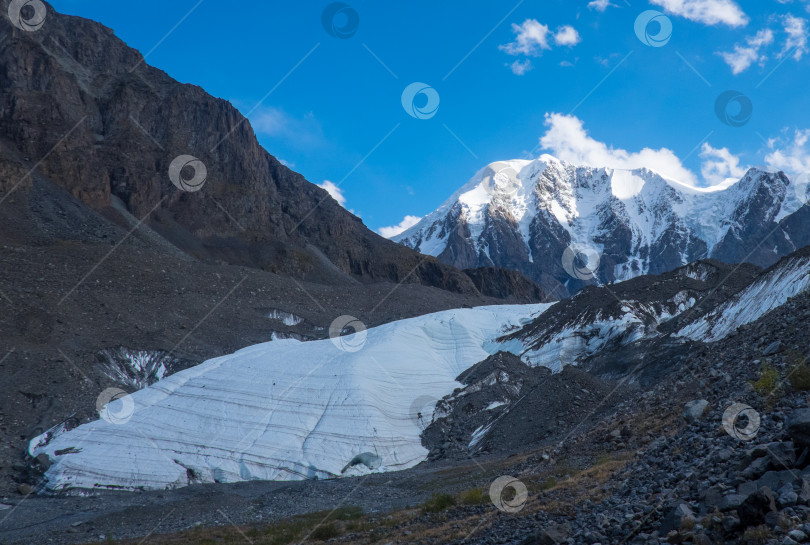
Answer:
(462, 267, 549, 303)
(422, 352, 625, 460)
(395, 156, 810, 296)
(0, 1, 516, 295)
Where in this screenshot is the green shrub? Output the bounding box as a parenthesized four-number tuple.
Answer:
(460, 488, 485, 505)
(789, 363, 810, 391)
(742, 525, 774, 545)
(422, 493, 456, 513)
(751, 364, 780, 396)
(595, 453, 611, 466)
(538, 477, 557, 491)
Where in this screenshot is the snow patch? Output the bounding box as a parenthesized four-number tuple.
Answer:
(267, 309, 304, 326)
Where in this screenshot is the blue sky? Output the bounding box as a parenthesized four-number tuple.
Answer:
(49, 0, 810, 236)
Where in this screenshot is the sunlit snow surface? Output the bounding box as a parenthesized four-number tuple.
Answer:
(31, 304, 549, 492)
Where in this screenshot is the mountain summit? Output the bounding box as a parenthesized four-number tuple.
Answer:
(394, 155, 810, 296)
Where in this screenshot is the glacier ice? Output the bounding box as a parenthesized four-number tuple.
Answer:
(30, 303, 549, 492)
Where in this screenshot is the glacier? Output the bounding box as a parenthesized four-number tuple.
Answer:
(30, 303, 549, 492)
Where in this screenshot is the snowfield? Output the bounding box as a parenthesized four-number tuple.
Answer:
(30, 303, 549, 492)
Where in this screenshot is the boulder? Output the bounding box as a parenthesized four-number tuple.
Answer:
(738, 487, 777, 527)
(750, 441, 796, 469)
(789, 529, 808, 542)
(767, 441, 797, 468)
(742, 456, 772, 480)
(777, 483, 799, 507)
(762, 341, 782, 356)
(787, 409, 810, 447)
(659, 503, 695, 534)
(17, 483, 33, 495)
(35, 453, 51, 470)
(718, 494, 745, 511)
(758, 470, 798, 492)
(683, 400, 710, 423)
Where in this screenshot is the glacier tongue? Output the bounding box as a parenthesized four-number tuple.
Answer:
(31, 303, 549, 492)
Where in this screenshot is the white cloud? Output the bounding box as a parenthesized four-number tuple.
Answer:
(650, 0, 748, 27)
(718, 18, 807, 74)
(499, 19, 551, 56)
(781, 14, 809, 60)
(317, 180, 346, 207)
(249, 107, 324, 148)
(539, 113, 701, 185)
(765, 129, 810, 174)
(699, 143, 747, 186)
(500, 20, 581, 75)
(539, 114, 810, 188)
(587, 0, 616, 12)
(554, 25, 581, 46)
(719, 28, 774, 74)
(378, 215, 422, 238)
(509, 59, 534, 75)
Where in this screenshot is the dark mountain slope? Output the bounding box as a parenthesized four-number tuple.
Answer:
(0, 0, 520, 294)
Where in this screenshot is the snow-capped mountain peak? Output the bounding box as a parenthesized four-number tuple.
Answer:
(395, 155, 807, 297)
